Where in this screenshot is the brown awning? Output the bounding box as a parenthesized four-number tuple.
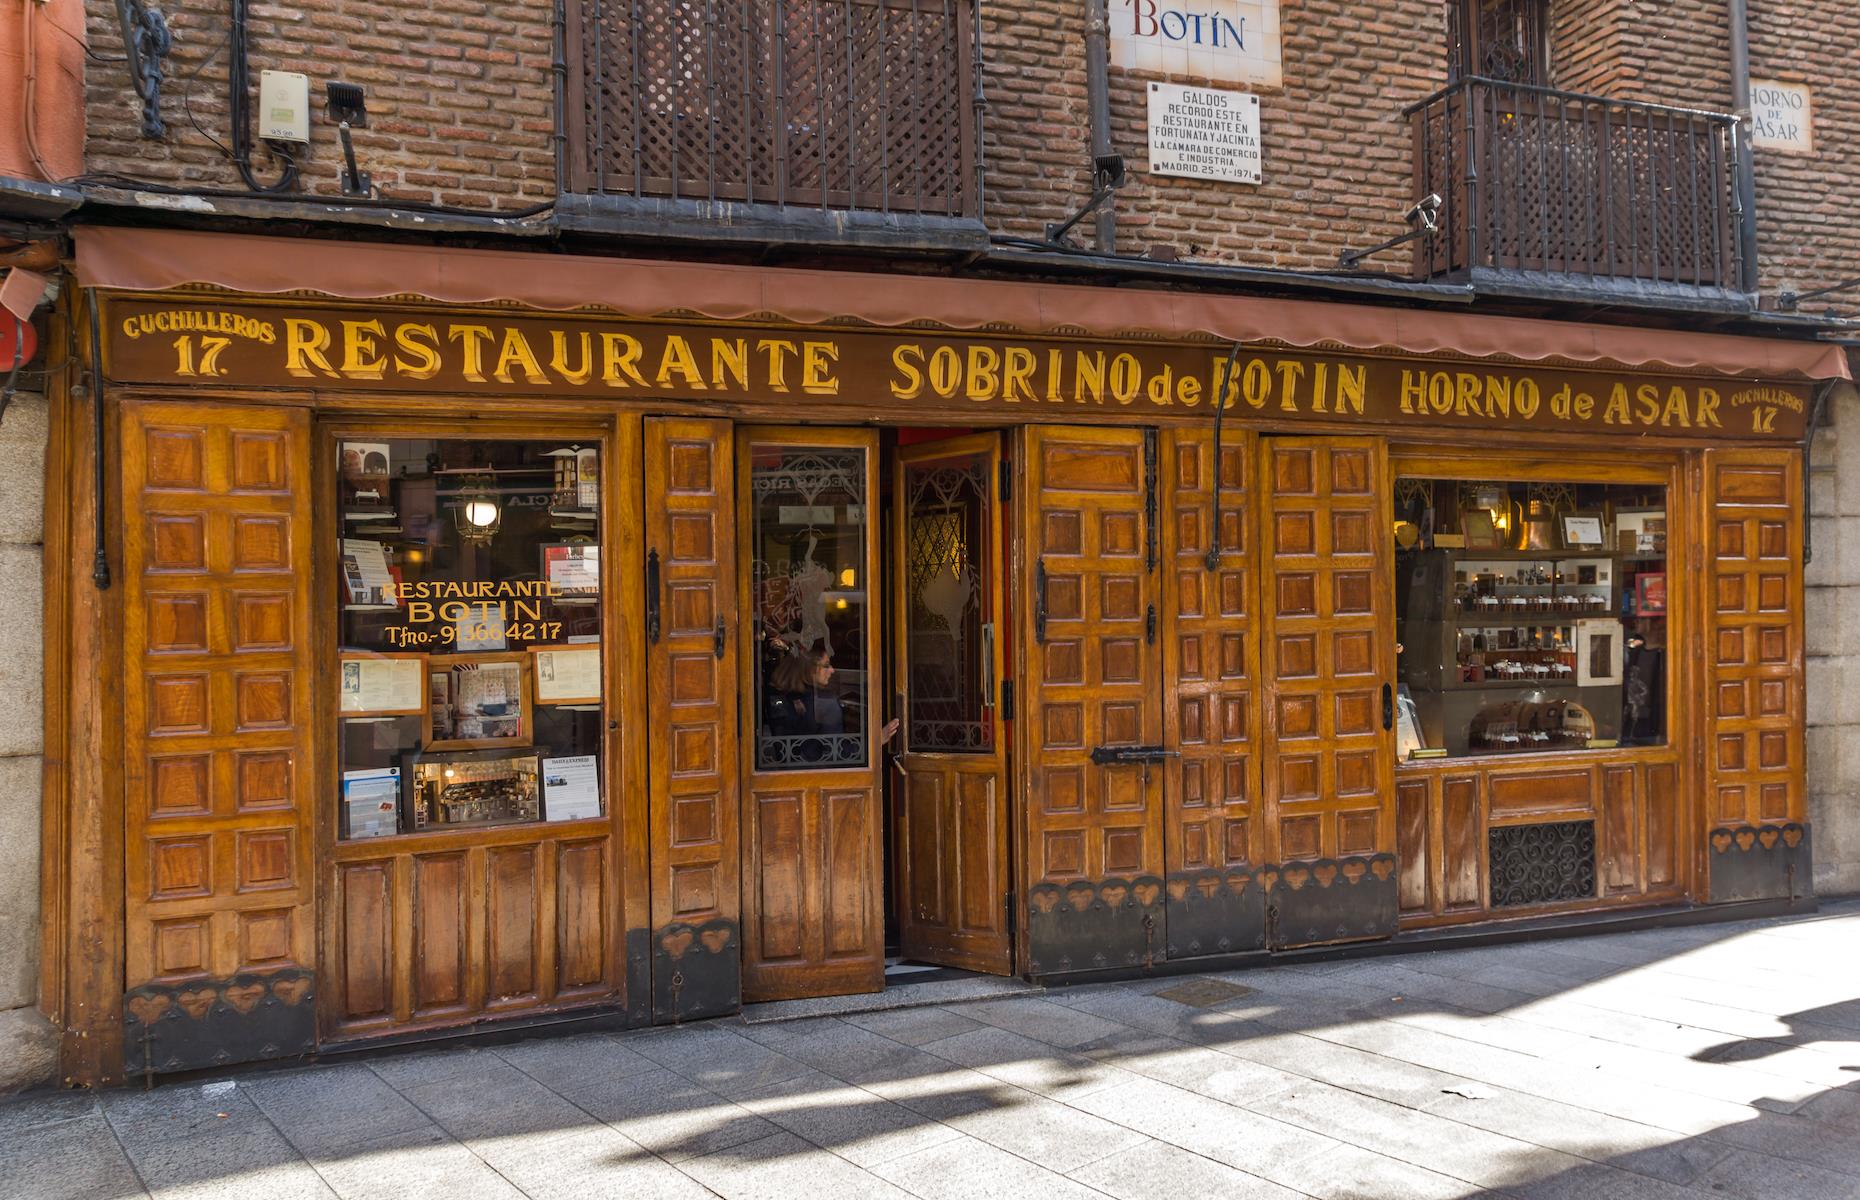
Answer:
(73, 226, 1851, 381)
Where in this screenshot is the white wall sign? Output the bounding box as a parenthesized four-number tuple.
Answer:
(1111, 0, 1283, 89)
(1749, 80, 1814, 155)
(1146, 82, 1262, 185)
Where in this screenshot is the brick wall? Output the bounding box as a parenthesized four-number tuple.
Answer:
(983, 1, 1449, 269)
(82, 0, 555, 210)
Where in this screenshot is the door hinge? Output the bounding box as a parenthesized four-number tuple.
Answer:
(1142, 427, 1159, 573)
(998, 457, 1012, 504)
(1145, 602, 1157, 645)
(1000, 678, 1014, 722)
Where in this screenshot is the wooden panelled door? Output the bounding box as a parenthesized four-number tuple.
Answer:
(121, 401, 319, 1073)
(644, 418, 742, 1020)
(1258, 437, 1399, 948)
(739, 430, 886, 1000)
(892, 434, 1012, 974)
(1018, 426, 1166, 974)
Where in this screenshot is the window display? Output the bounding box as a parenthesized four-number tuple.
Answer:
(336, 438, 605, 838)
(1394, 477, 1667, 758)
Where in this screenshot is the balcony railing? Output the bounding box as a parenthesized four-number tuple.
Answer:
(566, 0, 978, 221)
(1406, 77, 1741, 290)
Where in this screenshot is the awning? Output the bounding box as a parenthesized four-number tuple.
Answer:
(73, 226, 1851, 381)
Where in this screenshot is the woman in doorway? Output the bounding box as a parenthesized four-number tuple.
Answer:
(764, 643, 899, 765)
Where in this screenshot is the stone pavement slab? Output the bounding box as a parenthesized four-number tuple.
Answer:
(0, 897, 1854, 1200)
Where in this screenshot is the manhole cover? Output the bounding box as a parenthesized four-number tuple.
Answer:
(1153, 977, 1256, 1008)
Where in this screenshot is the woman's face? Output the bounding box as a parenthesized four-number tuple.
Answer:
(810, 657, 835, 687)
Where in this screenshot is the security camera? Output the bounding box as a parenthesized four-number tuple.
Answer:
(1405, 193, 1443, 232)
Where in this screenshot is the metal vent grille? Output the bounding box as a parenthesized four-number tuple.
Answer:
(1488, 820, 1596, 907)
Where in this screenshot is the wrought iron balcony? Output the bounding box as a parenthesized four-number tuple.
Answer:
(564, 0, 981, 245)
(1406, 77, 1742, 297)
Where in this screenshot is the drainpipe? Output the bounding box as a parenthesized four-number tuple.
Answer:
(1728, 0, 1761, 295)
(1084, 0, 1116, 252)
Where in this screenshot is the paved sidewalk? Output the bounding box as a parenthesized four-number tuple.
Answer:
(3, 900, 1857, 1200)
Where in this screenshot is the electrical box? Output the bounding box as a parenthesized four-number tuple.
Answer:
(258, 71, 311, 144)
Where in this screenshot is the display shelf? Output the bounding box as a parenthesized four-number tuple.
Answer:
(1440, 678, 1590, 692)
(1423, 547, 1620, 562)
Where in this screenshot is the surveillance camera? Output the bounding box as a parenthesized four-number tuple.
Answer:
(1405, 193, 1443, 232)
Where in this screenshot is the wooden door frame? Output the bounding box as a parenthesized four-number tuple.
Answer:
(312, 414, 636, 1039)
(889, 431, 1014, 973)
(736, 426, 887, 1000)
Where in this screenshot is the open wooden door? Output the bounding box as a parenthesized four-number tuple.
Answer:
(1258, 437, 1400, 948)
(644, 417, 741, 1021)
(892, 434, 1012, 974)
(739, 430, 886, 1001)
(1018, 426, 1166, 974)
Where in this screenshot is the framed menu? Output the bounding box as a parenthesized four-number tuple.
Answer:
(339, 653, 425, 716)
(532, 644, 602, 705)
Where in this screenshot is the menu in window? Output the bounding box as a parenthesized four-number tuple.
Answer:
(542, 755, 602, 821)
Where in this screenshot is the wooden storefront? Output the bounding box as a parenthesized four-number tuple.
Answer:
(43, 229, 1839, 1085)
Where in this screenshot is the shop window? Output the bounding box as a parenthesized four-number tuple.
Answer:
(336, 439, 604, 838)
(1394, 478, 1667, 760)
(750, 445, 871, 770)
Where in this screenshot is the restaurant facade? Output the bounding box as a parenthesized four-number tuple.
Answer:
(40, 223, 1843, 1084)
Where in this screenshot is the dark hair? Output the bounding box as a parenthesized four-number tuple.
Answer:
(769, 646, 828, 694)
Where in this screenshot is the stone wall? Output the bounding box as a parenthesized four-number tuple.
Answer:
(0, 386, 55, 1092)
(1806, 381, 1860, 897)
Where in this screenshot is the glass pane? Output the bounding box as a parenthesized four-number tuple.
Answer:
(336, 438, 605, 838)
(903, 452, 994, 753)
(1393, 477, 1667, 759)
(751, 445, 870, 771)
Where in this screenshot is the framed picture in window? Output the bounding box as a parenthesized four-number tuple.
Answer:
(1575, 618, 1624, 686)
(1636, 572, 1666, 614)
(426, 653, 531, 749)
(339, 652, 425, 716)
(1561, 511, 1606, 550)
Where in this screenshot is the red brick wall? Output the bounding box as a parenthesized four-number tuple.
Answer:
(81, 0, 555, 210)
(983, 0, 1451, 270)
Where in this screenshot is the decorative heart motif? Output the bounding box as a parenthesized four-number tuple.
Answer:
(223, 983, 266, 1015)
(699, 927, 732, 954)
(1341, 860, 1367, 884)
(1783, 826, 1804, 848)
(660, 928, 694, 959)
(1712, 831, 1734, 853)
(1166, 879, 1190, 901)
(1225, 872, 1251, 896)
(1370, 858, 1395, 881)
(1132, 882, 1161, 907)
(127, 993, 171, 1026)
(1758, 829, 1780, 850)
(1735, 830, 1757, 851)
(1313, 863, 1339, 888)
(1031, 890, 1060, 913)
(1282, 866, 1311, 891)
(271, 976, 312, 1006)
(1066, 884, 1097, 912)
(177, 987, 217, 1020)
(1257, 870, 1279, 892)
(1101, 883, 1129, 908)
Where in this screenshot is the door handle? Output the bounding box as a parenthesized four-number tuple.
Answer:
(1033, 558, 1048, 644)
(1090, 745, 1179, 765)
(645, 548, 662, 645)
(714, 617, 726, 659)
(1382, 681, 1394, 731)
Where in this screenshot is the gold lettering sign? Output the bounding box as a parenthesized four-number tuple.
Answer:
(102, 298, 1813, 441)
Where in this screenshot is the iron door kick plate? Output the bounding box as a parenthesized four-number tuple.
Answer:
(1089, 745, 1179, 765)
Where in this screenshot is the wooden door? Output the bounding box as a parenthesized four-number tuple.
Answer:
(740, 430, 885, 1001)
(1701, 448, 1807, 902)
(1159, 428, 1266, 957)
(121, 401, 319, 1074)
(892, 434, 1011, 974)
(1258, 437, 1399, 948)
(644, 418, 742, 1020)
(1018, 426, 1165, 974)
